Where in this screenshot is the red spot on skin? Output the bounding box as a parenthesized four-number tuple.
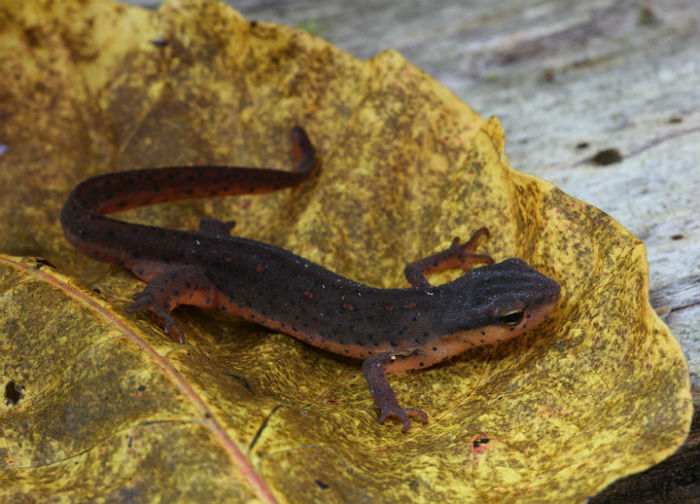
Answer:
(405, 302, 417, 309)
(304, 291, 314, 299)
(343, 303, 354, 311)
(256, 264, 264, 273)
(384, 305, 394, 312)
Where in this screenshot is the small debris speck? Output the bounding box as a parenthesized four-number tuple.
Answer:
(591, 148, 623, 166)
(314, 479, 330, 490)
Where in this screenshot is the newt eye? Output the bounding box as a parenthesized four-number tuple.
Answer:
(497, 310, 524, 326)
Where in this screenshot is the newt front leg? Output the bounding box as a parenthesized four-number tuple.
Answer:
(404, 227, 493, 288)
(362, 351, 429, 433)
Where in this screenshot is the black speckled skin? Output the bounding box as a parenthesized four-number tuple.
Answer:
(60, 127, 561, 432)
(61, 182, 558, 355)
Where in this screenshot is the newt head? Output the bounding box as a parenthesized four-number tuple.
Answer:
(438, 257, 561, 350)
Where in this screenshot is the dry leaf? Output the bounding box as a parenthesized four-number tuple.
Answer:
(0, 0, 692, 503)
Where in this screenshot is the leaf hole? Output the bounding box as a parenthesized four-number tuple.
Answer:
(4, 381, 24, 406)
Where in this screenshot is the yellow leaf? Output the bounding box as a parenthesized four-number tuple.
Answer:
(0, 0, 692, 503)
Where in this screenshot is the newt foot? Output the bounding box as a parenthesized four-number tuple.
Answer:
(379, 406, 428, 433)
(127, 292, 185, 343)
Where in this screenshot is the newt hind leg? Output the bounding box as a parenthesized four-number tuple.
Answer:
(404, 227, 493, 288)
(126, 264, 219, 343)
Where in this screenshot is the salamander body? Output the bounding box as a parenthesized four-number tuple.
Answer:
(61, 127, 560, 432)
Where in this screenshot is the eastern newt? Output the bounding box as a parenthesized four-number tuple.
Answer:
(61, 126, 561, 432)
